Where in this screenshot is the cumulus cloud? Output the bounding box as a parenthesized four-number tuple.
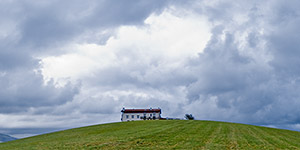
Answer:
(0, 0, 173, 136)
(184, 1, 300, 128)
(0, 69, 78, 113)
(39, 8, 211, 122)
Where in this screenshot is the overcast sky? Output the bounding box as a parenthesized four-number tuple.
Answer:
(1, 0, 300, 138)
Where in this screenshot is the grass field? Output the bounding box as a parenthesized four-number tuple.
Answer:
(1, 120, 300, 149)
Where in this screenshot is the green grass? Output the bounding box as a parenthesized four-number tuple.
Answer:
(1, 120, 300, 149)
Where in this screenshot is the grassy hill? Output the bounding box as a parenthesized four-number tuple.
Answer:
(1, 120, 300, 149)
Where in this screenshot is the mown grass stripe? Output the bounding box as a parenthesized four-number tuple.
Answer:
(227, 124, 239, 149)
(203, 122, 225, 149)
(256, 126, 300, 148)
(239, 125, 275, 149)
(250, 126, 298, 149)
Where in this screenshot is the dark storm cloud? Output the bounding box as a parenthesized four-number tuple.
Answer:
(17, 0, 168, 48)
(0, 0, 169, 114)
(268, 9, 300, 76)
(183, 1, 300, 127)
(0, 0, 169, 69)
(0, 69, 79, 113)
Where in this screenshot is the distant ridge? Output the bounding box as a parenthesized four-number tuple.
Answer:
(0, 133, 17, 143)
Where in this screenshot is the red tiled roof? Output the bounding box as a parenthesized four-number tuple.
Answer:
(121, 108, 161, 113)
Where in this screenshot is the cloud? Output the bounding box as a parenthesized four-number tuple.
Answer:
(183, 1, 300, 127)
(1, 0, 300, 137)
(38, 8, 211, 122)
(17, 0, 168, 48)
(0, 0, 169, 69)
(0, 69, 79, 113)
(40, 9, 211, 83)
(0, 0, 171, 132)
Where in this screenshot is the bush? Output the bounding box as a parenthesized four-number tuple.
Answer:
(185, 114, 194, 120)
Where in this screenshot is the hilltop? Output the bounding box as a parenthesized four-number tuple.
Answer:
(1, 120, 300, 149)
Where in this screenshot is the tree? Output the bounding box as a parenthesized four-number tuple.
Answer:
(185, 114, 194, 120)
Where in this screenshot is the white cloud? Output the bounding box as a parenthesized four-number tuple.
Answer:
(40, 9, 211, 85)
(0, 8, 212, 133)
(37, 9, 212, 126)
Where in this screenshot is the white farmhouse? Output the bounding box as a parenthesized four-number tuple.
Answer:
(121, 108, 161, 121)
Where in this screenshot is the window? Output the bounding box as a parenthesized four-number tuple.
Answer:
(150, 114, 152, 117)
(153, 113, 155, 117)
(132, 115, 134, 118)
(137, 115, 140, 118)
(126, 115, 129, 119)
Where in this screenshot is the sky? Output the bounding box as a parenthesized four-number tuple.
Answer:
(1, 0, 300, 138)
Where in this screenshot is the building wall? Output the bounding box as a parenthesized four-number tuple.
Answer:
(121, 112, 160, 121)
